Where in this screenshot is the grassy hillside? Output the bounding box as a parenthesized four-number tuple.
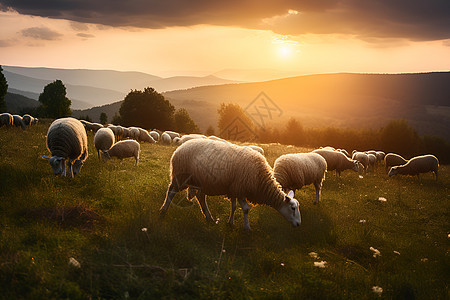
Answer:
(0, 122, 448, 299)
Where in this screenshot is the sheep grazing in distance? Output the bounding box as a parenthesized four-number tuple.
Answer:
(312, 149, 359, 176)
(163, 130, 180, 139)
(367, 154, 377, 173)
(107, 125, 123, 140)
(173, 136, 182, 145)
(376, 151, 385, 163)
(352, 152, 369, 174)
(384, 153, 408, 173)
(22, 114, 38, 126)
(122, 127, 131, 139)
(388, 155, 439, 180)
(160, 139, 301, 230)
(94, 128, 115, 159)
(137, 128, 156, 143)
(80, 120, 103, 133)
(12, 115, 26, 130)
(160, 132, 172, 145)
(274, 153, 327, 204)
(337, 149, 350, 157)
(128, 127, 140, 140)
(149, 130, 160, 142)
(41, 117, 88, 178)
(0, 113, 13, 127)
(101, 140, 140, 166)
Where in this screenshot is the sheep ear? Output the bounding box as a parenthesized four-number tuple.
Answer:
(41, 155, 51, 160)
(287, 190, 295, 199)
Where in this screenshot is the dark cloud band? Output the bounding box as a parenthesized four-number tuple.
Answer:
(1, 0, 449, 41)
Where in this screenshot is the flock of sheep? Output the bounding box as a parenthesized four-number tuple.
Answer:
(2, 115, 440, 230)
(0, 112, 39, 129)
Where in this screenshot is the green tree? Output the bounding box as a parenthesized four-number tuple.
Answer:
(111, 113, 121, 125)
(99, 112, 108, 125)
(282, 118, 304, 146)
(0, 66, 8, 112)
(174, 108, 199, 133)
(380, 119, 420, 157)
(119, 87, 174, 130)
(217, 103, 256, 141)
(38, 80, 71, 118)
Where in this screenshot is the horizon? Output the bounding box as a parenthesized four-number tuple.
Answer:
(1, 1, 449, 81)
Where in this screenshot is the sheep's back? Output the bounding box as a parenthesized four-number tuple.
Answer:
(404, 155, 439, 173)
(47, 118, 87, 160)
(94, 128, 115, 150)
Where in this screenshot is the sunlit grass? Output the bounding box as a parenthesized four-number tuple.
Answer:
(0, 120, 448, 299)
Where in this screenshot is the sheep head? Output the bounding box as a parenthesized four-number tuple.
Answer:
(388, 166, 399, 177)
(72, 159, 84, 176)
(352, 160, 359, 172)
(278, 190, 301, 227)
(41, 155, 65, 176)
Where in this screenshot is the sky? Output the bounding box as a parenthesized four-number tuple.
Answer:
(0, 0, 449, 80)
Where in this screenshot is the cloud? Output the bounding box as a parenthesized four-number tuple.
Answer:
(77, 33, 95, 39)
(2, 0, 450, 42)
(0, 39, 13, 47)
(21, 26, 62, 40)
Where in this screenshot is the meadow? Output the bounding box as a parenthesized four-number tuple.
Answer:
(0, 119, 448, 299)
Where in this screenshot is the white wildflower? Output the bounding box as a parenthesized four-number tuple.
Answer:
(222, 249, 226, 253)
(393, 251, 400, 255)
(372, 286, 383, 296)
(359, 219, 366, 223)
(421, 258, 428, 262)
(378, 197, 387, 202)
(359, 175, 364, 179)
(68, 257, 81, 268)
(280, 263, 285, 267)
(308, 252, 318, 258)
(141, 227, 147, 232)
(370, 247, 381, 258)
(314, 261, 327, 268)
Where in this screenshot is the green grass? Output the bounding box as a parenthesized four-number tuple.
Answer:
(0, 120, 449, 299)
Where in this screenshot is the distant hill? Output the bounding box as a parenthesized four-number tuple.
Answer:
(5, 92, 40, 114)
(163, 72, 450, 140)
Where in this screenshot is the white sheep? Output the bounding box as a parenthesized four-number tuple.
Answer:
(0, 113, 13, 127)
(160, 139, 301, 230)
(246, 145, 264, 155)
(337, 149, 350, 157)
(163, 130, 180, 139)
(376, 151, 385, 163)
(207, 135, 228, 142)
(101, 140, 140, 166)
(12, 114, 26, 130)
(22, 114, 38, 126)
(312, 149, 359, 176)
(179, 134, 206, 145)
(384, 153, 408, 173)
(128, 127, 140, 140)
(137, 127, 156, 143)
(41, 117, 88, 178)
(149, 130, 160, 142)
(388, 154, 439, 180)
(352, 152, 369, 174)
(94, 128, 115, 159)
(107, 125, 123, 140)
(367, 153, 377, 173)
(160, 132, 172, 145)
(122, 127, 131, 139)
(273, 153, 327, 204)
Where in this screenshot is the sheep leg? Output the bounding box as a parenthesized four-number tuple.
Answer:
(196, 192, 214, 222)
(160, 183, 179, 215)
(68, 162, 74, 178)
(61, 160, 66, 177)
(227, 198, 237, 227)
(135, 155, 139, 166)
(237, 198, 251, 231)
(314, 183, 321, 205)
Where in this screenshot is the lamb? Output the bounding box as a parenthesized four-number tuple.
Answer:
(312, 149, 359, 176)
(160, 132, 172, 145)
(101, 140, 140, 166)
(352, 152, 369, 174)
(160, 139, 301, 230)
(388, 155, 439, 180)
(41, 117, 88, 178)
(273, 153, 327, 204)
(22, 114, 38, 126)
(149, 130, 160, 142)
(0, 113, 13, 127)
(384, 153, 408, 173)
(163, 130, 180, 139)
(94, 128, 115, 159)
(12, 114, 26, 130)
(137, 127, 156, 143)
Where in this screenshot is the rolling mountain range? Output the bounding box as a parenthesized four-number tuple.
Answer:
(3, 65, 450, 141)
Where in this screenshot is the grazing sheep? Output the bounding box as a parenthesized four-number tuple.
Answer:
(246, 145, 264, 155)
(173, 136, 182, 145)
(367, 154, 377, 173)
(107, 125, 123, 140)
(337, 149, 350, 157)
(160, 132, 172, 145)
(137, 127, 156, 143)
(160, 139, 301, 230)
(80, 120, 103, 133)
(163, 130, 180, 139)
(122, 127, 131, 139)
(149, 130, 160, 142)
(388, 155, 439, 180)
(12, 115, 26, 130)
(22, 114, 37, 126)
(101, 140, 140, 166)
(0, 113, 13, 127)
(384, 153, 408, 173)
(127, 127, 140, 140)
(312, 149, 359, 176)
(366, 150, 377, 157)
(94, 128, 115, 159)
(352, 152, 369, 174)
(376, 151, 385, 163)
(274, 153, 327, 204)
(41, 117, 88, 178)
